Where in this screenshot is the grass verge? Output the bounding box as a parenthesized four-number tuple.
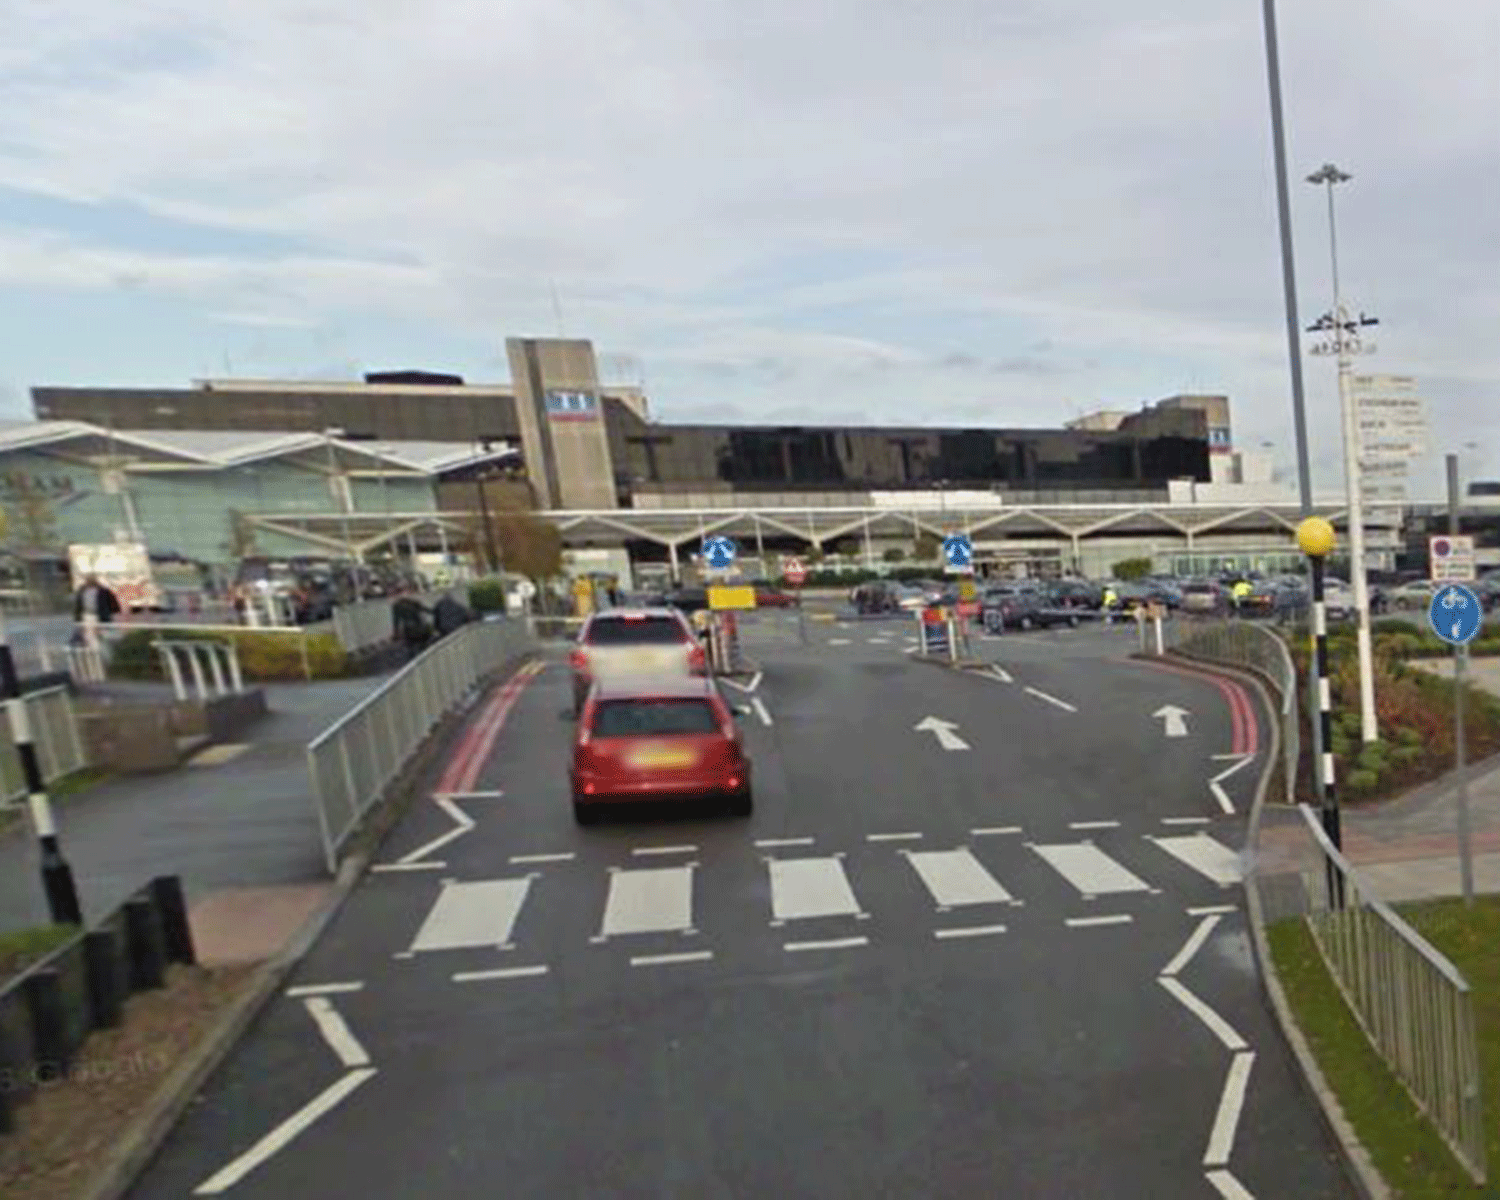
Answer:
(1267, 905, 1500, 1198)
(0, 924, 78, 980)
(0, 768, 113, 837)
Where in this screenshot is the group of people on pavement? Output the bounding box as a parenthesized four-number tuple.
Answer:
(390, 587, 477, 661)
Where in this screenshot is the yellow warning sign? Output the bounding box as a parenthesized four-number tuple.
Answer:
(708, 584, 757, 611)
(958, 579, 977, 602)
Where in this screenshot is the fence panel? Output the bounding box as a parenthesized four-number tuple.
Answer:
(305, 618, 535, 871)
(0, 687, 89, 806)
(1285, 805, 1487, 1184)
(1167, 618, 1299, 803)
(331, 594, 448, 655)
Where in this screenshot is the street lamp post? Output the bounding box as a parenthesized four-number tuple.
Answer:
(1307, 162, 1380, 744)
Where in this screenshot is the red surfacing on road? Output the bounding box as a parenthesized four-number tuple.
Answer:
(1131, 657, 1259, 757)
(435, 660, 547, 795)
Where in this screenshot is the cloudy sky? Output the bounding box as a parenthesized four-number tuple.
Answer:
(0, 0, 1495, 497)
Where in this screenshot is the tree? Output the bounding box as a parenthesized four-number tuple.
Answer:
(1111, 557, 1154, 581)
(914, 534, 940, 562)
(491, 509, 563, 582)
(882, 546, 906, 563)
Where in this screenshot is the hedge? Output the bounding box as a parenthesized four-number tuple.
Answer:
(109, 628, 349, 682)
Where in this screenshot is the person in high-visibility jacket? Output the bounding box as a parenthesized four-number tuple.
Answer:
(1102, 584, 1119, 625)
(1231, 578, 1252, 617)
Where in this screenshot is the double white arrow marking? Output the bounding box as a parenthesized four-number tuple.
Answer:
(1154, 705, 1191, 738)
(915, 716, 969, 751)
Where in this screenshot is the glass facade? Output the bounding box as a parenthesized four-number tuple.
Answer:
(604, 402, 1209, 498)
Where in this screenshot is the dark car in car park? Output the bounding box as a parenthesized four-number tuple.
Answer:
(978, 584, 1082, 632)
(1046, 580, 1103, 609)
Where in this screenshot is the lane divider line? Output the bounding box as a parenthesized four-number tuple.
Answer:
(1157, 977, 1248, 1052)
(971, 826, 1023, 837)
(371, 861, 446, 873)
(393, 797, 474, 866)
(1205, 1167, 1255, 1199)
(1066, 914, 1132, 927)
(934, 924, 1007, 940)
(989, 665, 1014, 683)
(1069, 820, 1120, 831)
(303, 997, 370, 1069)
(632, 844, 698, 857)
(631, 951, 714, 967)
(751, 697, 773, 726)
(1163, 816, 1213, 826)
(1024, 686, 1078, 713)
(1204, 1052, 1256, 1168)
(755, 837, 814, 848)
(866, 832, 922, 843)
(509, 852, 575, 864)
(192, 1069, 378, 1195)
(1161, 914, 1222, 978)
(453, 965, 550, 983)
(785, 936, 869, 952)
(1187, 905, 1238, 917)
(285, 982, 364, 998)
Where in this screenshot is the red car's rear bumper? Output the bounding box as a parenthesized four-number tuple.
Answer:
(571, 764, 751, 803)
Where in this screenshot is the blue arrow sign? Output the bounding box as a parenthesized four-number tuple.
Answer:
(942, 534, 972, 569)
(701, 535, 737, 571)
(1429, 583, 1483, 645)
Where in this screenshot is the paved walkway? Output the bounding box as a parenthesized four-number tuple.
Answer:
(1258, 655, 1500, 905)
(0, 674, 392, 955)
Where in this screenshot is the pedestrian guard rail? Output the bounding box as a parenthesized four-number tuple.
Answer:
(1165, 618, 1300, 804)
(152, 639, 246, 702)
(1291, 804, 1487, 1185)
(0, 685, 88, 805)
(305, 617, 536, 872)
(0, 875, 196, 1136)
(331, 593, 449, 655)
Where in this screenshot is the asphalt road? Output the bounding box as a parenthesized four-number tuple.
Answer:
(127, 611, 1355, 1199)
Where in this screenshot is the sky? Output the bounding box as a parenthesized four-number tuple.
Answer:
(0, 0, 1496, 499)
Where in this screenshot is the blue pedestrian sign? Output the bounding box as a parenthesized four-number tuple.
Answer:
(1429, 583, 1483, 645)
(942, 534, 972, 569)
(701, 535, 737, 571)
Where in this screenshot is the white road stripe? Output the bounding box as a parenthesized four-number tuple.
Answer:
(1209, 754, 1255, 815)
(437, 791, 505, 799)
(828, 638, 852, 645)
(785, 936, 868, 952)
(989, 665, 1014, 683)
(1031, 842, 1152, 897)
(410, 878, 533, 953)
(1148, 834, 1244, 886)
(192, 1069, 378, 1194)
(509, 852, 575, 864)
(1161, 915, 1222, 978)
(1066, 914, 1133, 928)
(867, 637, 890, 644)
(768, 856, 862, 921)
(452, 965, 550, 983)
(1204, 1052, 1255, 1167)
(600, 865, 695, 937)
(285, 982, 364, 998)
(303, 997, 369, 1069)
(1069, 820, 1120, 831)
(1024, 686, 1077, 712)
(971, 826, 1023, 837)
(632, 844, 697, 857)
(1162, 817, 1212, 826)
(905, 848, 1015, 907)
(866, 831, 923, 843)
(631, 951, 714, 967)
(751, 697, 773, 726)
(903, 645, 920, 654)
(371, 861, 446, 873)
(395, 797, 475, 865)
(1157, 977, 1248, 1051)
(1188, 905, 1238, 916)
(755, 837, 815, 848)
(934, 924, 1007, 940)
(1205, 1168, 1255, 1200)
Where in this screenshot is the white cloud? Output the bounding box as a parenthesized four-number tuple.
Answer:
(0, 0, 1494, 460)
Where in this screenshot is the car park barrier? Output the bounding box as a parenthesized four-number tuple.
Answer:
(0, 685, 88, 805)
(305, 617, 536, 872)
(152, 639, 246, 702)
(1289, 804, 1487, 1185)
(1165, 619, 1299, 804)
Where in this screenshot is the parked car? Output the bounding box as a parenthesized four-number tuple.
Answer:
(978, 585, 1079, 632)
(850, 580, 903, 614)
(1323, 580, 1354, 621)
(569, 674, 752, 824)
(1178, 580, 1227, 616)
(1390, 579, 1438, 610)
(1046, 580, 1103, 609)
(748, 580, 799, 608)
(568, 608, 706, 715)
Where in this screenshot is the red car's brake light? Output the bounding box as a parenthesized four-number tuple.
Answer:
(687, 645, 706, 672)
(569, 649, 588, 670)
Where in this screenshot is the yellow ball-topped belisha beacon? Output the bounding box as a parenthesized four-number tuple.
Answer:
(1296, 516, 1336, 559)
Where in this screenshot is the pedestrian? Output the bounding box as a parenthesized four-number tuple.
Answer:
(431, 592, 473, 638)
(73, 574, 122, 626)
(1102, 584, 1118, 626)
(1231, 578, 1252, 618)
(390, 587, 432, 661)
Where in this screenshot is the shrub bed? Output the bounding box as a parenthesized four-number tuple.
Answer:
(109, 629, 349, 682)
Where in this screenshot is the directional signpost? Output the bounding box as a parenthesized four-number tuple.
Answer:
(701, 535, 737, 574)
(1429, 581, 1482, 905)
(942, 533, 973, 575)
(1429, 535, 1476, 585)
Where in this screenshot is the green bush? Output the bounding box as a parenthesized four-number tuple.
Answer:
(469, 580, 507, 613)
(1392, 745, 1423, 766)
(109, 628, 348, 682)
(1345, 769, 1379, 795)
(1111, 557, 1153, 581)
(1356, 743, 1389, 773)
(1371, 618, 1414, 636)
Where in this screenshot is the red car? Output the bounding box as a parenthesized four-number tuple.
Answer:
(750, 580, 799, 608)
(570, 675, 753, 824)
(569, 608, 706, 715)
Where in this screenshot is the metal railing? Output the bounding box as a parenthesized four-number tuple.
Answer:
(154, 639, 246, 702)
(305, 617, 536, 872)
(0, 685, 88, 804)
(331, 593, 447, 655)
(1293, 804, 1487, 1184)
(1166, 618, 1300, 803)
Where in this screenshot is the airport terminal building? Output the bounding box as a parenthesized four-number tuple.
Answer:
(19, 337, 1413, 582)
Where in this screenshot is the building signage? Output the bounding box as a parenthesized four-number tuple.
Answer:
(1353, 375, 1427, 458)
(544, 390, 599, 421)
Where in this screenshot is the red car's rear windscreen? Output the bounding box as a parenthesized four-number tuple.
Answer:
(591, 699, 718, 738)
(585, 617, 688, 646)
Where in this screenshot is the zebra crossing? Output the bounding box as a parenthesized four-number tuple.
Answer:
(392, 830, 1244, 973)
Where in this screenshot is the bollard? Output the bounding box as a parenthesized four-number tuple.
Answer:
(1153, 613, 1165, 656)
(83, 929, 124, 1029)
(23, 968, 69, 1076)
(151, 875, 197, 965)
(123, 897, 166, 990)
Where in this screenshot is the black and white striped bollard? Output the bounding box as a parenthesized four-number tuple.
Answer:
(1297, 517, 1344, 908)
(0, 612, 82, 925)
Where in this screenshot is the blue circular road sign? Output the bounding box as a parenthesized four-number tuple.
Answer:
(701, 535, 737, 570)
(1429, 583, 1483, 645)
(942, 534, 972, 569)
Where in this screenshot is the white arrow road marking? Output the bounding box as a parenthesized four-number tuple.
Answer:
(392, 797, 474, 866)
(193, 1069, 378, 1194)
(1208, 753, 1253, 815)
(914, 715, 970, 751)
(1154, 705, 1191, 737)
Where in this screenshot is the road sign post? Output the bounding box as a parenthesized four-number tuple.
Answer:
(783, 558, 806, 587)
